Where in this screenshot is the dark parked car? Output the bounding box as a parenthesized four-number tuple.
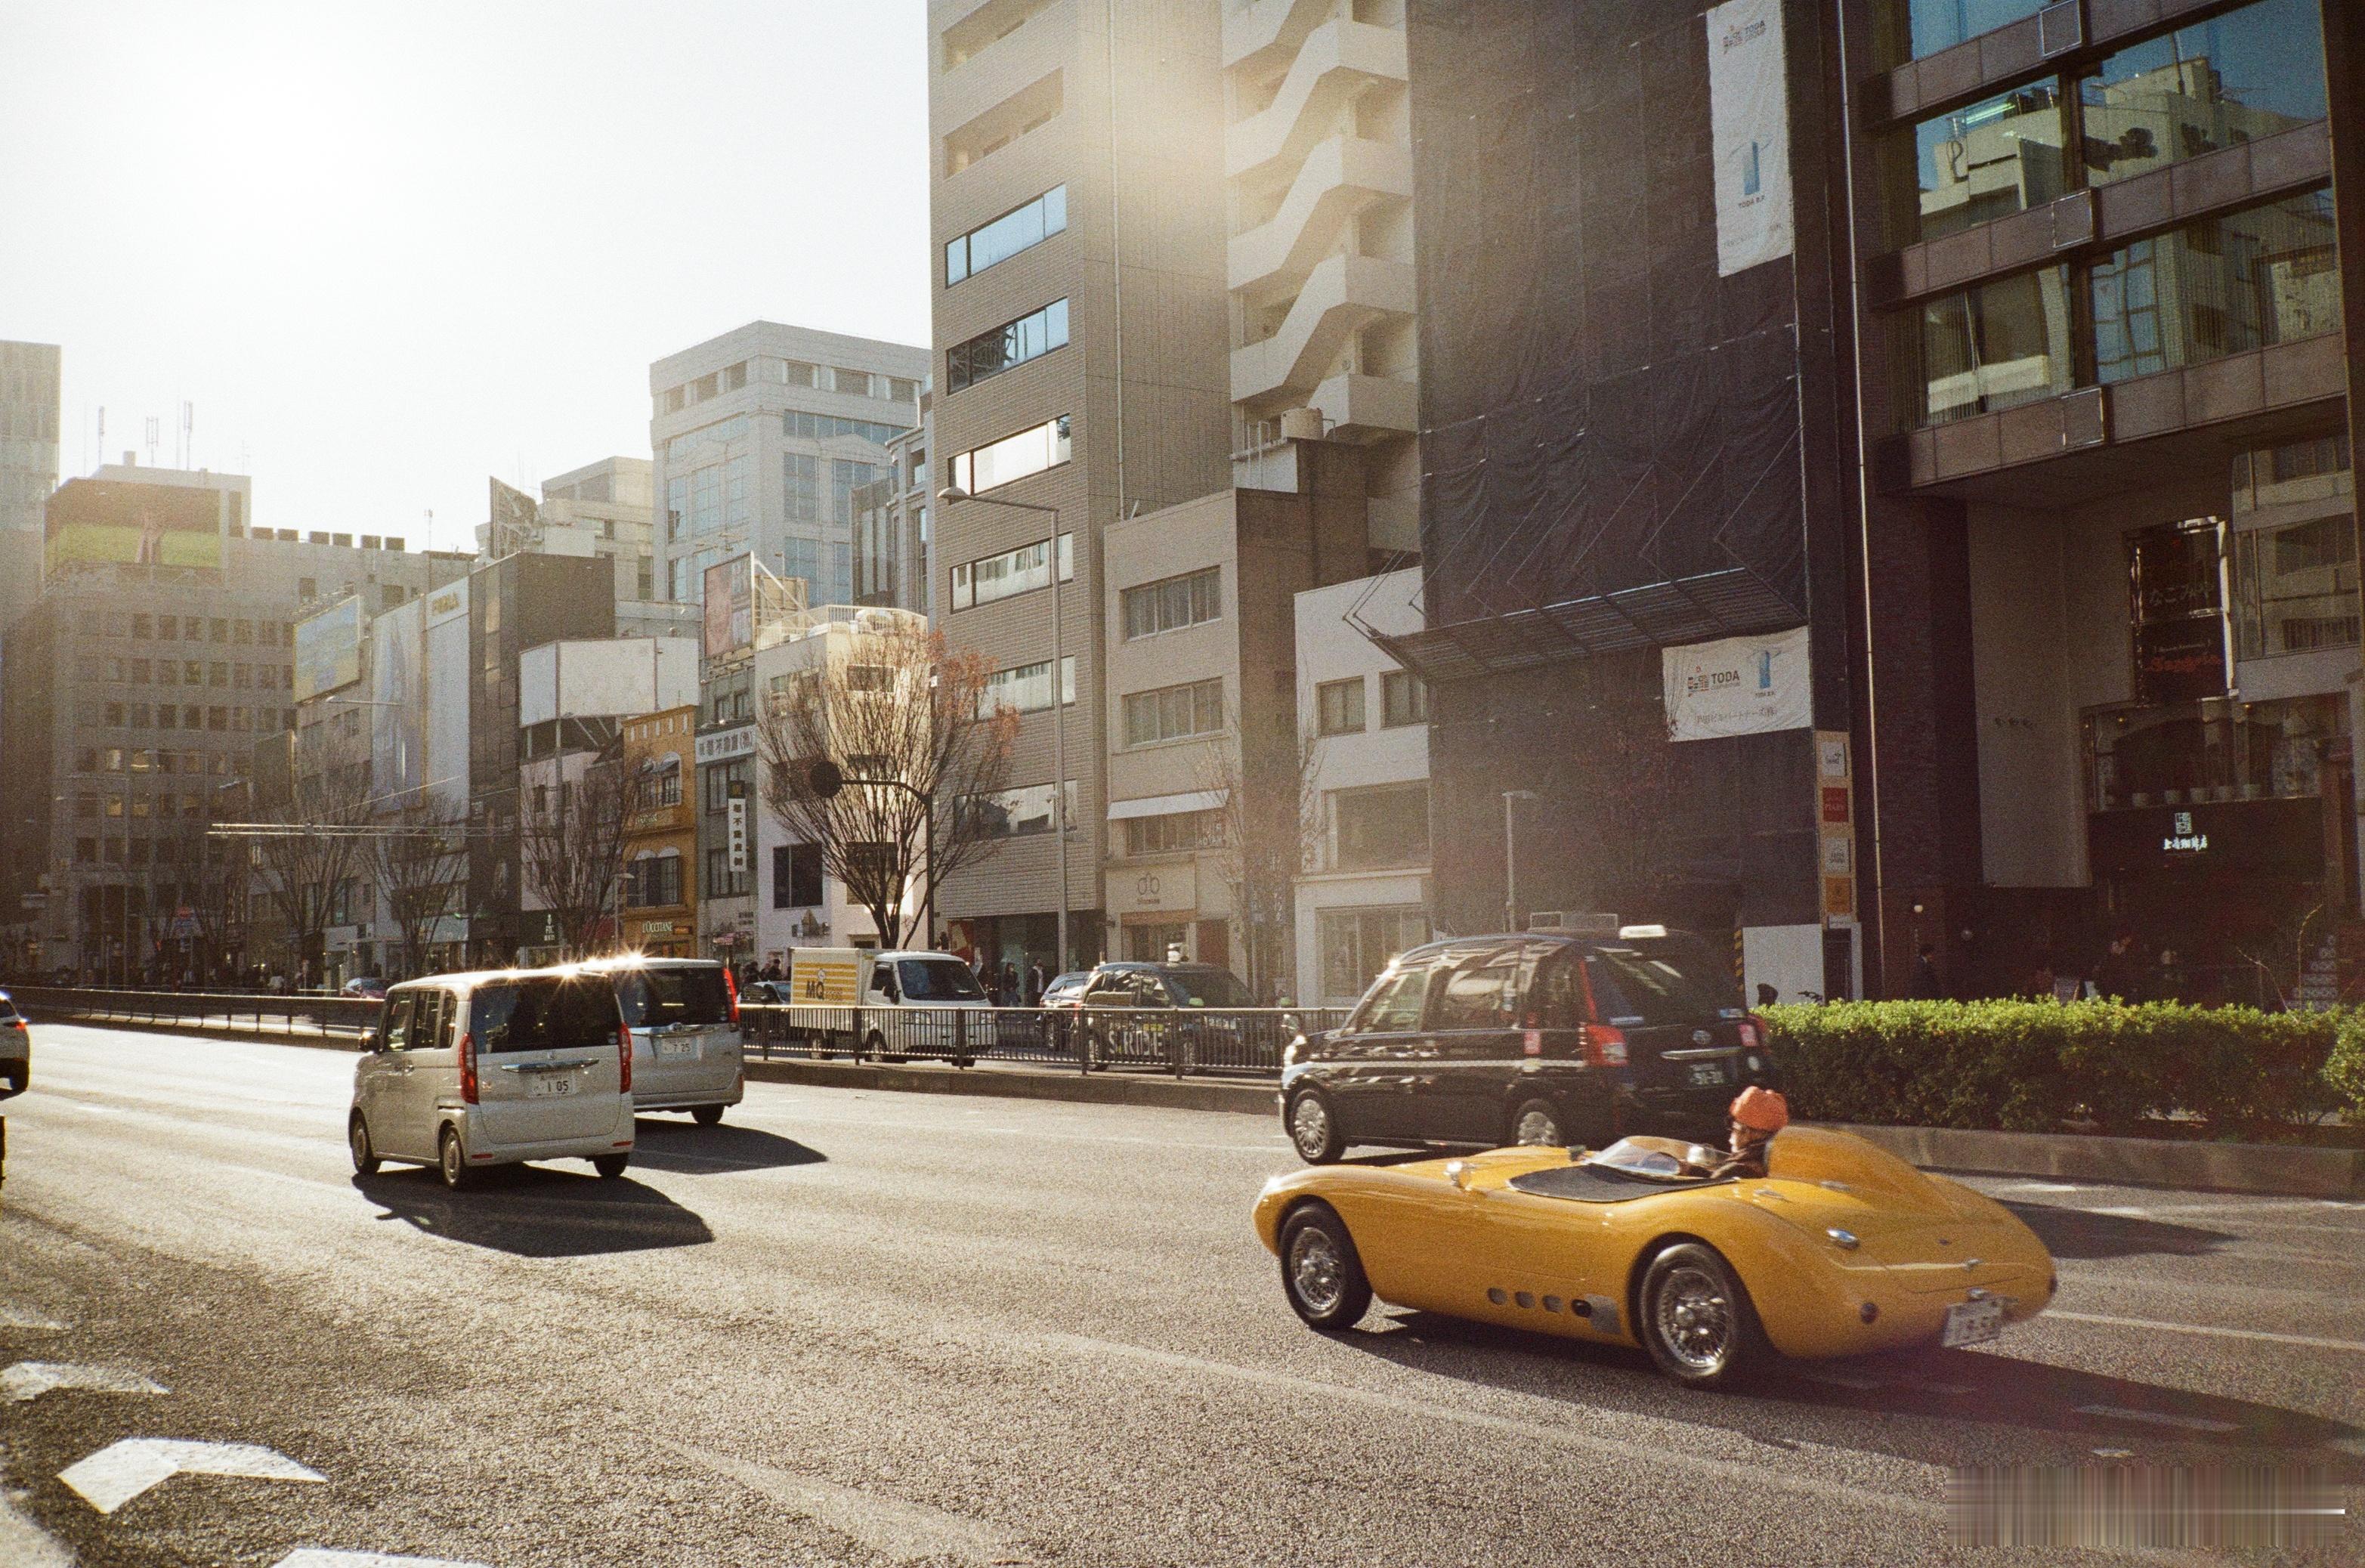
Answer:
(1075, 961, 1269, 1072)
(1278, 926, 1776, 1164)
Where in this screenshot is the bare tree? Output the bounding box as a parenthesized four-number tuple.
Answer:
(159, 798, 242, 985)
(370, 797, 471, 981)
(520, 739, 644, 960)
(1193, 725, 1324, 1001)
(246, 734, 375, 985)
(757, 623, 1019, 951)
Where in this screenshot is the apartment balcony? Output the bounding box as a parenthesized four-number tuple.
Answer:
(1222, 0, 1337, 76)
(1228, 134, 1411, 300)
(1305, 372, 1417, 442)
(1230, 252, 1414, 410)
(1225, 19, 1406, 187)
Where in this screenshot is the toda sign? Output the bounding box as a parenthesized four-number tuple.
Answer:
(1706, 0, 1793, 278)
(1662, 626, 1811, 743)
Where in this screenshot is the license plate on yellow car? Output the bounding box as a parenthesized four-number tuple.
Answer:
(527, 1073, 577, 1099)
(1941, 1297, 2003, 1347)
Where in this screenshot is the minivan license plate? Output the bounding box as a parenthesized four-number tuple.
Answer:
(656, 1038, 697, 1059)
(1941, 1297, 2004, 1347)
(527, 1073, 577, 1099)
(1686, 1061, 1727, 1087)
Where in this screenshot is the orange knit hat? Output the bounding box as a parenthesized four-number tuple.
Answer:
(1730, 1085, 1789, 1133)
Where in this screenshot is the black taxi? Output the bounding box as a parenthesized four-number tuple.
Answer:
(1278, 923, 1776, 1163)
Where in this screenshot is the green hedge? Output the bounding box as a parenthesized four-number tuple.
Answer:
(1759, 999, 2354, 1140)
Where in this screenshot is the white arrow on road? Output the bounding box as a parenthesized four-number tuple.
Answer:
(2, 1361, 169, 1403)
(58, 1438, 326, 1514)
(273, 1553, 494, 1567)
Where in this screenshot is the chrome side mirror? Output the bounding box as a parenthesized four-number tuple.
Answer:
(1445, 1159, 1475, 1192)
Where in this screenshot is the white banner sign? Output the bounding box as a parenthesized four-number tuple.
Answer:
(1664, 626, 1811, 742)
(1707, 0, 1792, 278)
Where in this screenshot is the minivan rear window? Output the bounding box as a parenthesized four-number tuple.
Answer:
(616, 966, 732, 1028)
(1583, 947, 1731, 1028)
(470, 977, 620, 1053)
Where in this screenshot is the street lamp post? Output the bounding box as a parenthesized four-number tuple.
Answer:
(1502, 789, 1539, 933)
(938, 485, 1068, 976)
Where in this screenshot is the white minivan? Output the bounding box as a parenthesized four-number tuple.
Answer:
(587, 957, 745, 1124)
(349, 967, 635, 1189)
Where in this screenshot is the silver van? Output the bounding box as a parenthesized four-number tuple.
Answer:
(592, 957, 745, 1125)
(350, 967, 635, 1189)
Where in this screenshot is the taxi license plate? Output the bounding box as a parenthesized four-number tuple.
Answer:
(1686, 1061, 1727, 1087)
(527, 1072, 578, 1099)
(1941, 1297, 2004, 1347)
(655, 1038, 697, 1059)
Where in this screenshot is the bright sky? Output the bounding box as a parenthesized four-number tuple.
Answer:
(0, 1, 931, 555)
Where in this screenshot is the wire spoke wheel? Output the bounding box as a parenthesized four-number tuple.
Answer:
(1288, 1225, 1346, 1317)
(1654, 1265, 1735, 1373)
(1291, 1094, 1331, 1158)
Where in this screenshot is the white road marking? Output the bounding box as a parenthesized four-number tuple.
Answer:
(2048, 1310, 2365, 1355)
(272, 1551, 493, 1567)
(663, 1440, 1026, 1564)
(57, 1438, 326, 1514)
(2074, 1404, 2241, 1434)
(0, 1304, 67, 1331)
(0, 1492, 71, 1568)
(2, 1361, 168, 1403)
(1032, 1332, 1943, 1520)
(2091, 1448, 2135, 1458)
(1995, 1181, 2085, 1193)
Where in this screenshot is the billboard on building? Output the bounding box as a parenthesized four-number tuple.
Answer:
(370, 598, 425, 801)
(43, 478, 223, 576)
(1706, 0, 1792, 278)
(703, 555, 753, 659)
(1662, 624, 1811, 742)
(423, 580, 471, 808)
(294, 596, 366, 703)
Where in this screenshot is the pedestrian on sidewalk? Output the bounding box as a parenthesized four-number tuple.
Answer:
(1909, 944, 1944, 1000)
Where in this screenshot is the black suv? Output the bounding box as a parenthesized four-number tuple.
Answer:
(1075, 960, 1268, 1072)
(1278, 928, 1776, 1163)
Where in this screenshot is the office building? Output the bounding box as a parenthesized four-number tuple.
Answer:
(648, 322, 928, 611)
(1392, 0, 2363, 1000)
(620, 704, 700, 958)
(927, 0, 1233, 978)
(0, 341, 60, 536)
(476, 459, 660, 606)
(852, 398, 935, 615)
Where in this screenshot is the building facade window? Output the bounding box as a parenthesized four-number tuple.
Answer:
(1884, 79, 2065, 249)
(2081, 0, 2325, 189)
(1120, 567, 1220, 640)
(2091, 188, 2341, 385)
(966, 781, 1077, 840)
(944, 184, 1068, 286)
(948, 533, 1073, 611)
(1122, 809, 1223, 856)
(1318, 906, 1432, 1005)
(784, 411, 910, 444)
(1380, 670, 1427, 728)
(1333, 783, 1430, 871)
(628, 852, 683, 909)
(1315, 677, 1366, 736)
(978, 655, 1076, 714)
(1911, 264, 2073, 426)
(947, 299, 1070, 392)
(772, 841, 824, 908)
(1892, 0, 2048, 61)
(948, 414, 1071, 496)
(1121, 678, 1224, 747)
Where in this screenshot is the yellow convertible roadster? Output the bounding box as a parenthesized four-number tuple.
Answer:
(1252, 1127, 2055, 1387)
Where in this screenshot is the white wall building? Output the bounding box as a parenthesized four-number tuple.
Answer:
(1293, 567, 1430, 1006)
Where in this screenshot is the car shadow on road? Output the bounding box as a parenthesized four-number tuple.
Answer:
(1338, 1310, 2365, 1473)
(626, 1118, 828, 1175)
(1999, 1201, 2231, 1260)
(354, 1165, 715, 1257)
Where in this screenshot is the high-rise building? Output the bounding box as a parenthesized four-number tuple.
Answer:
(649, 323, 928, 611)
(926, 0, 1233, 976)
(0, 341, 60, 536)
(1223, 0, 1421, 561)
(852, 397, 935, 615)
(473, 459, 660, 605)
(1392, 0, 2363, 1002)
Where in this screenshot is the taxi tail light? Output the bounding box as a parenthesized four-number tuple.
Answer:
(722, 965, 740, 1025)
(457, 1031, 478, 1103)
(617, 1022, 633, 1094)
(1738, 1016, 1765, 1053)
(1582, 1022, 1628, 1068)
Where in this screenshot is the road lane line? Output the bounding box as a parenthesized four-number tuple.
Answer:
(1030, 1331, 1944, 1521)
(663, 1439, 1028, 1563)
(272, 1552, 494, 1567)
(2048, 1310, 2365, 1354)
(2, 1361, 168, 1403)
(58, 1438, 326, 1514)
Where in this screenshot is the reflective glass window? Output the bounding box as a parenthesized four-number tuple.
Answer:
(2091, 189, 2340, 384)
(1912, 265, 2073, 426)
(1888, 79, 2065, 247)
(1900, 0, 2047, 60)
(2081, 0, 2327, 187)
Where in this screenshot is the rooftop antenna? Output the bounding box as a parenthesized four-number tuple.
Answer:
(94, 407, 105, 475)
(144, 416, 160, 469)
(179, 401, 193, 469)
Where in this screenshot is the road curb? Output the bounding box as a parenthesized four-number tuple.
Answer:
(741, 1056, 1275, 1116)
(1824, 1121, 2365, 1198)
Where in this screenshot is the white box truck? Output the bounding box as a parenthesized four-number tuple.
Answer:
(784, 948, 999, 1059)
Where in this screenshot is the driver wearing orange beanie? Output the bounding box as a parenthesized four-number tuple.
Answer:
(1710, 1085, 1788, 1180)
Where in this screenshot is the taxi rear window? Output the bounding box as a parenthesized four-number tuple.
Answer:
(1583, 946, 1731, 1027)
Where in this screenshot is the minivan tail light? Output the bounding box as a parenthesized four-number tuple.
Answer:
(458, 1031, 478, 1103)
(1582, 1022, 1628, 1068)
(722, 965, 740, 1025)
(617, 1021, 633, 1094)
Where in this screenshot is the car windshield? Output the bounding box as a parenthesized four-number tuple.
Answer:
(1583, 946, 1734, 1027)
(897, 958, 986, 1001)
(615, 966, 732, 1028)
(470, 977, 619, 1053)
(1166, 969, 1253, 1007)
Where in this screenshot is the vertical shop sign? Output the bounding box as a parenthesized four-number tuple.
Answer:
(1816, 730, 1856, 925)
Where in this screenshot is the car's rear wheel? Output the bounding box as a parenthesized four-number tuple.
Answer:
(691, 1105, 725, 1127)
(1287, 1088, 1345, 1164)
(1639, 1242, 1766, 1388)
(1278, 1204, 1371, 1331)
(437, 1125, 471, 1191)
(592, 1154, 629, 1179)
(1510, 1098, 1562, 1148)
(348, 1112, 379, 1176)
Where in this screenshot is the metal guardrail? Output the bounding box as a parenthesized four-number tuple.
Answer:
(8, 985, 1351, 1082)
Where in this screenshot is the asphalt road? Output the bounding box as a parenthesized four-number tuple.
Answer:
(2, 1024, 2361, 1567)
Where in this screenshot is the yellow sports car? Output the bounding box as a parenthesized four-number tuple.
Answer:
(1251, 1127, 2055, 1387)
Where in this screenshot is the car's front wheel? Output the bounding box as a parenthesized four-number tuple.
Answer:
(348, 1112, 379, 1177)
(1639, 1242, 1766, 1388)
(437, 1126, 471, 1191)
(1278, 1204, 1371, 1331)
(1287, 1088, 1345, 1164)
(1510, 1098, 1562, 1148)
(691, 1105, 725, 1127)
(592, 1154, 629, 1180)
